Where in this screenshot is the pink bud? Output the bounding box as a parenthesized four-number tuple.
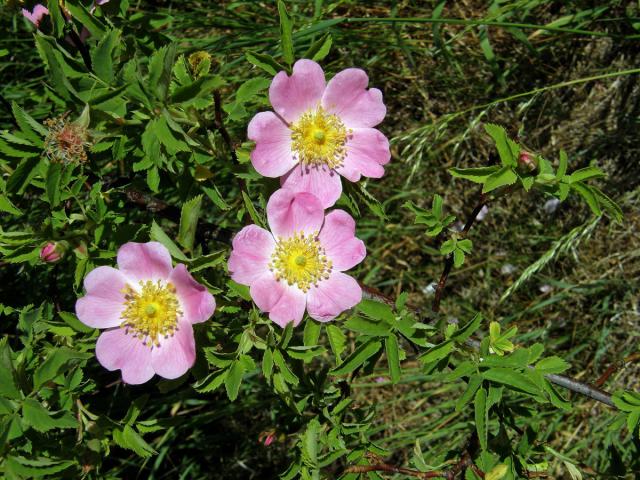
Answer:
(264, 433, 275, 446)
(518, 151, 537, 172)
(40, 242, 64, 263)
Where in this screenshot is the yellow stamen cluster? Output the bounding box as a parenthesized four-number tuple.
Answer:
(120, 280, 182, 348)
(269, 232, 332, 292)
(290, 106, 351, 169)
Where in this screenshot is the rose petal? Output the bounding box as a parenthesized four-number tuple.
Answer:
(306, 272, 362, 322)
(117, 241, 173, 283)
(322, 68, 386, 128)
(228, 225, 275, 285)
(75, 266, 127, 329)
(168, 264, 216, 324)
(280, 164, 343, 209)
(318, 210, 366, 271)
(95, 328, 154, 385)
(151, 321, 196, 379)
(248, 111, 297, 177)
(268, 286, 307, 328)
(336, 128, 390, 182)
(269, 59, 326, 122)
(22, 5, 49, 26)
(249, 274, 286, 312)
(249, 274, 306, 327)
(266, 188, 324, 238)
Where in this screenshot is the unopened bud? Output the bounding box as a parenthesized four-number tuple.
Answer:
(259, 430, 276, 447)
(40, 242, 67, 263)
(188, 51, 212, 77)
(518, 151, 537, 172)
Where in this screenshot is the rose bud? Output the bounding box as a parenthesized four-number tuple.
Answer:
(40, 242, 66, 263)
(518, 151, 538, 173)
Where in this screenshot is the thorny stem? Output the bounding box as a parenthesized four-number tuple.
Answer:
(343, 464, 469, 479)
(545, 373, 615, 407)
(58, 9, 93, 73)
(432, 191, 488, 313)
(212, 90, 251, 224)
(595, 352, 640, 388)
(345, 442, 483, 479)
(213, 90, 238, 164)
(67, 29, 93, 72)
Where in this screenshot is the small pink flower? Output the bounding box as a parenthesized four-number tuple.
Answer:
(22, 4, 49, 27)
(248, 59, 390, 208)
(228, 189, 366, 327)
(75, 242, 216, 384)
(264, 433, 275, 446)
(40, 242, 65, 263)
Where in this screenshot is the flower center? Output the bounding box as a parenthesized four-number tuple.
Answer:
(269, 232, 332, 292)
(290, 106, 350, 169)
(120, 280, 182, 347)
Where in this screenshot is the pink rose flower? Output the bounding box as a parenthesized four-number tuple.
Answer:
(75, 242, 216, 384)
(22, 4, 49, 27)
(228, 189, 366, 327)
(248, 59, 390, 208)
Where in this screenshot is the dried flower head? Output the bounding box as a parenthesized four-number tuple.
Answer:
(44, 113, 91, 165)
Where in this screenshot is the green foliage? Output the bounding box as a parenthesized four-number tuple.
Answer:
(404, 194, 456, 236)
(613, 391, 640, 439)
(449, 124, 622, 220)
(440, 236, 473, 267)
(489, 321, 517, 356)
(277, 1, 295, 67)
(0, 1, 635, 479)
